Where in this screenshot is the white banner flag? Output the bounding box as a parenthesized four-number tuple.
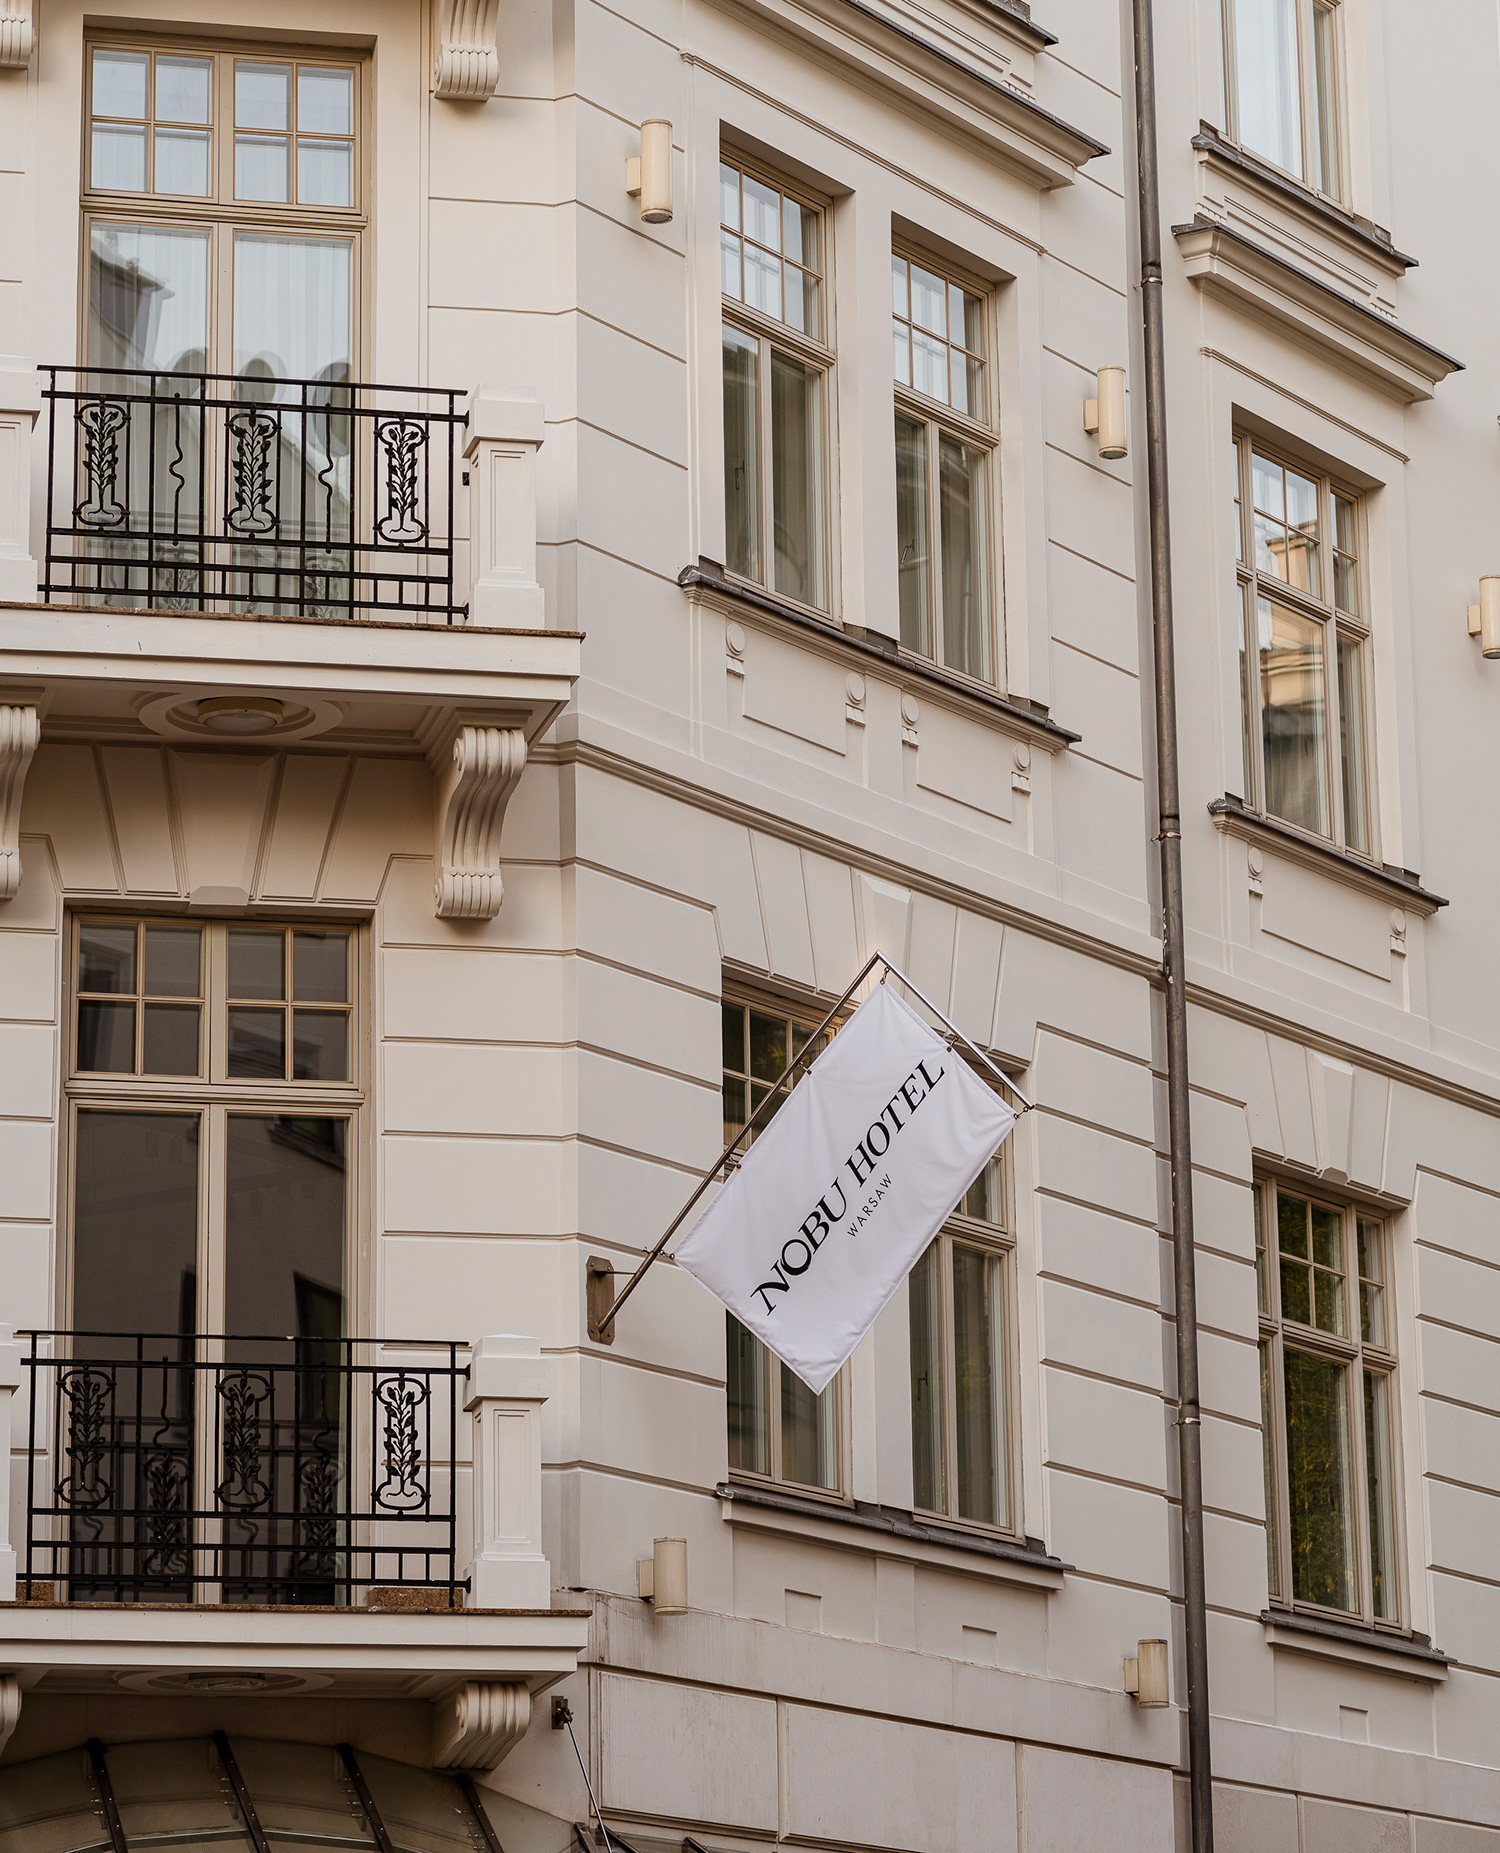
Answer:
(675, 982, 1016, 1395)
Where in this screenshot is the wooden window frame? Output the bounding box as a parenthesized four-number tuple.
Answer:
(1220, 0, 1348, 203)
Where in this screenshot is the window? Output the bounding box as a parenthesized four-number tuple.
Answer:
(1256, 1180, 1401, 1626)
(85, 40, 361, 380)
(721, 995, 841, 1493)
(892, 251, 995, 683)
(909, 1154, 1016, 1534)
(1232, 437, 1372, 854)
(720, 158, 831, 614)
(1222, 0, 1342, 198)
(69, 917, 359, 1345)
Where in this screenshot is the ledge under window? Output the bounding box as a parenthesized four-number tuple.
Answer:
(1209, 795, 1448, 916)
(1261, 1609, 1453, 1682)
(679, 560, 1081, 751)
(717, 1480, 1070, 1590)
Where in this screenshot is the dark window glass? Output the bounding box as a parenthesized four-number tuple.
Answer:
(229, 1006, 286, 1079)
(143, 1001, 200, 1075)
(293, 930, 347, 1003)
(291, 1010, 347, 1081)
(78, 999, 136, 1072)
(229, 928, 285, 1000)
(80, 923, 136, 994)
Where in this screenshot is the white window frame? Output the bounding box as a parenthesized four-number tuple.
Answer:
(1220, 0, 1347, 202)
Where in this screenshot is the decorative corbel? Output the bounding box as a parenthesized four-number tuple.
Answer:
(433, 723, 526, 919)
(433, 1681, 531, 1770)
(0, 1677, 18, 1757)
(0, 705, 39, 902)
(0, 0, 32, 68)
(433, 0, 501, 101)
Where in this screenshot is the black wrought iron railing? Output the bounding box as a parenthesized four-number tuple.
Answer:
(20, 1331, 466, 1605)
(39, 366, 466, 622)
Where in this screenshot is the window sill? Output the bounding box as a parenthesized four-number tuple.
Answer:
(717, 1480, 1070, 1590)
(1208, 795, 1448, 917)
(1260, 1610, 1453, 1682)
(1191, 123, 1415, 277)
(679, 560, 1080, 752)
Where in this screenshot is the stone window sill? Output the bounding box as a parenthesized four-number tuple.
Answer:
(1209, 795, 1448, 917)
(1260, 1609, 1453, 1682)
(717, 1480, 1070, 1590)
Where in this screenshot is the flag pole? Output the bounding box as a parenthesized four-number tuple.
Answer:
(595, 952, 1032, 1333)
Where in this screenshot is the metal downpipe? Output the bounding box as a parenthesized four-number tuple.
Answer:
(1126, 0, 1215, 1844)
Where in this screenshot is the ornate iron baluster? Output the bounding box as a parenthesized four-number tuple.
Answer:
(74, 399, 129, 529)
(226, 406, 280, 536)
(138, 1362, 191, 1582)
(375, 416, 429, 545)
(373, 1372, 429, 1513)
(55, 1365, 115, 1510)
(216, 1368, 274, 1509)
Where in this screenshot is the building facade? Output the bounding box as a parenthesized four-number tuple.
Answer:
(0, 0, 1496, 1845)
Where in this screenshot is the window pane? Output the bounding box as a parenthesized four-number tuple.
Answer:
(293, 931, 348, 1002)
(748, 1010, 786, 1083)
(291, 1010, 348, 1082)
(233, 234, 353, 387)
(143, 1002, 200, 1076)
(953, 1244, 1006, 1526)
(1251, 451, 1284, 521)
(723, 1075, 747, 1145)
(1283, 1347, 1355, 1611)
(720, 162, 740, 230)
(78, 1000, 136, 1073)
(722, 1001, 746, 1075)
(911, 265, 945, 335)
(93, 49, 149, 119)
(938, 433, 990, 681)
(89, 223, 211, 374)
(1332, 491, 1359, 612)
(156, 56, 212, 125)
(744, 241, 781, 321)
(1364, 1369, 1398, 1621)
(963, 1156, 1003, 1224)
(237, 61, 291, 131)
(893, 317, 911, 387)
(909, 1242, 944, 1513)
(784, 196, 818, 267)
(784, 265, 821, 342)
(770, 350, 826, 610)
(1278, 1192, 1311, 1325)
(1259, 1338, 1279, 1597)
(1310, 1202, 1345, 1335)
(230, 928, 285, 999)
(225, 1114, 346, 1340)
(1238, 589, 1256, 803)
(780, 1360, 836, 1489)
(298, 65, 353, 135)
(720, 228, 742, 300)
(1337, 633, 1369, 856)
(1312, 1, 1339, 197)
(236, 133, 290, 203)
(912, 328, 948, 404)
(1235, 0, 1303, 176)
(80, 923, 136, 994)
(228, 1006, 286, 1079)
(1254, 1186, 1267, 1314)
(722, 325, 761, 583)
(143, 924, 200, 997)
(298, 139, 352, 208)
(727, 1315, 769, 1475)
(895, 413, 930, 658)
(73, 1110, 198, 1339)
(92, 122, 147, 191)
(743, 174, 779, 249)
(1283, 467, 1322, 597)
(1259, 597, 1330, 837)
(153, 127, 209, 196)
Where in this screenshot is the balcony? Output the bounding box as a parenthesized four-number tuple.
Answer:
(0, 1330, 587, 1770)
(0, 358, 578, 922)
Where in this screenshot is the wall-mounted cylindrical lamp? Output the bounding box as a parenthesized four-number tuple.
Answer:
(1123, 1638, 1170, 1707)
(626, 120, 673, 225)
(1083, 365, 1127, 461)
(1466, 576, 1500, 658)
(637, 1536, 688, 1614)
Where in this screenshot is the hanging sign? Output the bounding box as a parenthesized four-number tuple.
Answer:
(674, 982, 1016, 1395)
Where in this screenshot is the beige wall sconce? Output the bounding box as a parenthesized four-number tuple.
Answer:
(637, 1537, 688, 1613)
(1466, 576, 1500, 658)
(1083, 365, 1127, 460)
(626, 120, 673, 225)
(1124, 1638, 1170, 1707)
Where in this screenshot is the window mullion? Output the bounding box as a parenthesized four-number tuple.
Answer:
(759, 333, 776, 589)
(1295, 0, 1318, 188)
(941, 1235, 959, 1518)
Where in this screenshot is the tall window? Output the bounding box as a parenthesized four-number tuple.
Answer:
(892, 251, 995, 683)
(1233, 437, 1372, 854)
(720, 158, 831, 614)
(721, 995, 841, 1493)
(909, 1153, 1016, 1533)
(1223, 0, 1342, 198)
(1256, 1180, 1401, 1626)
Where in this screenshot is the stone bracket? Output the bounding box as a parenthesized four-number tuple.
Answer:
(433, 0, 500, 101)
(432, 1680, 531, 1769)
(0, 1676, 18, 1758)
(0, 0, 32, 67)
(0, 705, 39, 902)
(432, 723, 526, 920)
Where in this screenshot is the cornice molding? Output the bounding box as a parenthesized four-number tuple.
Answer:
(432, 724, 527, 919)
(433, 0, 501, 101)
(1261, 1612, 1452, 1683)
(1208, 795, 1447, 917)
(0, 704, 39, 902)
(1173, 216, 1462, 403)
